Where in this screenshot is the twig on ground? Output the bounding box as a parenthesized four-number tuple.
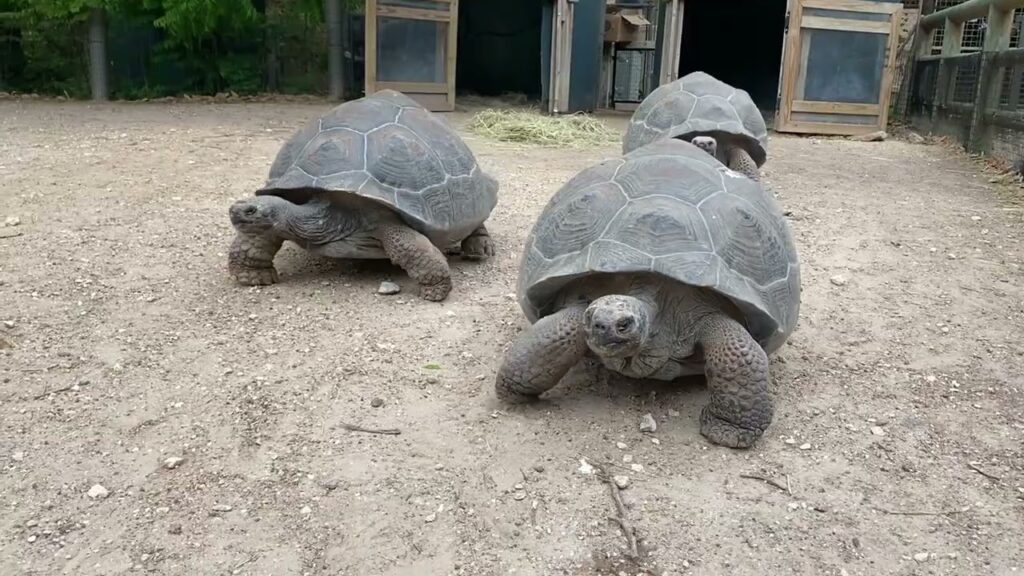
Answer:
(603, 477, 639, 559)
(785, 474, 793, 495)
(877, 508, 966, 517)
(340, 422, 401, 435)
(232, 553, 258, 571)
(967, 462, 1001, 482)
(740, 473, 790, 493)
(32, 384, 76, 400)
(588, 460, 640, 559)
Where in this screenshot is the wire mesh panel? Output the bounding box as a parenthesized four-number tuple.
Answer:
(951, 54, 981, 103)
(930, 0, 987, 54)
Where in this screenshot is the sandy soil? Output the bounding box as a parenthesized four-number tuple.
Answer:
(0, 98, 1022, 576)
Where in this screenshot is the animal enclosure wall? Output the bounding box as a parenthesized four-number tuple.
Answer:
(908, 5, 1024, 167)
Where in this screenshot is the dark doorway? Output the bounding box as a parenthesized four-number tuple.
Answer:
(677, 0, 787, 115)
(456, 0, 544, 100)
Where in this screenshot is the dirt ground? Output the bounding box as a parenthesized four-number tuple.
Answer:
(1, 97, 1022, 576)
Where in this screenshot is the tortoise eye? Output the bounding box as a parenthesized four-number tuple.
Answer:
(244, 206, 258, 216)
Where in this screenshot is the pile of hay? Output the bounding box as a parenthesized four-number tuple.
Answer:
(467, 108, 618, 148)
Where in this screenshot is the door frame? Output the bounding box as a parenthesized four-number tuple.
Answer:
(547, 0, 574, 114)
(775, 0, 902, 135)
(365, 0, 459, 111)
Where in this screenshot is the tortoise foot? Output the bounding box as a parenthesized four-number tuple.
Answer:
(699, 406, 763, 449)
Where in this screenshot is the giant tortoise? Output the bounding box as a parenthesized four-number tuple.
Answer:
(623, 71, 768, 181)
(495, 137, 800, 448)
(228, 89, 498, 301)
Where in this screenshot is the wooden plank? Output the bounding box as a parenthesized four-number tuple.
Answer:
(877, 7, 902, 131)
(779, 120, 889, 135)
(801, 0, 900, 14)
(775, 0, 805, 131)
(404, 92, 451, 111)
(790, 100, 882, 114)
(365, 0, 378, 94)
(376, 5, 451, 22)
(446, 0, 458, 109)
(920, 0, 1024, 31)
(941, 18, 964, 55)
(377, 81, 448, 93)
(801, 16, 892, 34)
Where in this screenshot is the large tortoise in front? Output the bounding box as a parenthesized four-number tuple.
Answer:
(228, 89, 498, 301)
(623, 71, 768, 181)
(495, 138, 800, 448)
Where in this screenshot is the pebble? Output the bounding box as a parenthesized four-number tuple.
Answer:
(370, 397, 385, 408)
(377, 281, 401, 295)
(425, 376, 439, 384)
(4, 216, 20, 227)
(651, 438, 661, 445)
(613, 475, 630, 489)
(906, 132, 926, 144)
(513, 483, 523, 490)
(163, 456, 185, 470)
(424, 513, 437, 523)
(12, 451, 24, 461)
(211, 504, 233, 512)
(830, 275, 848, 286)
(322, 479, 340, 491)
(513, 491, 526, 501)
(300, 505, 312, 515)
(156, 507, 170, 514)
(913, 552, 930, 563)
(2, 320, 14, 329)
(639, 413, 657, 433)
(784, 438, 796, 445)
(870, 426, 886, 436)
(87, 484, 109, 499)
(168, 524, 183, 535)
(27, 534, 37, 543)
(622, 454, 634, 463)
(630, 463, 644, 472)
(615, 442, 628, 450)
(799, 443, 812, 450)
(577, 459, 595, 475)
(532, 464, 545, 473)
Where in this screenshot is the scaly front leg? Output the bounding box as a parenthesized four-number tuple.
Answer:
(229, 233, 283, 286)
(695, 313, 773, 448)
(495, 304, 588, 402)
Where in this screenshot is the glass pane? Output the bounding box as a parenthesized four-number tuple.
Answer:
(376, 17, 447, 83)
(379, 0, 449, 10)
(799, 28, 886, 104)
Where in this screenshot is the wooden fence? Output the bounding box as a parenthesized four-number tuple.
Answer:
(907, 0, 1024, 166)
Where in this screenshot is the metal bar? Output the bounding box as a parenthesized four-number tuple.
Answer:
(919, 0, 1024, 31)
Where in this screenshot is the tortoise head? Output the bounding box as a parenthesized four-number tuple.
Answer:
(229, 196, 290, 234)
(583, 295, 652, 359)
(690, 135, 718, 159)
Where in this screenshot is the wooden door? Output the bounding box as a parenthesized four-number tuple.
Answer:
(365, 0, 459, 111)
(776, 0, 903, 135)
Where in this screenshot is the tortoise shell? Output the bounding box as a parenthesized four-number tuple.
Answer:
(518, 138, 799, 354)
(257, 89, 498, 245)
(623, 71, 768, 166)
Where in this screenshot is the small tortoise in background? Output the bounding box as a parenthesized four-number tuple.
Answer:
(496, 138, 800, 448)
(623, 71, 768, 181)
(228, 89, 498, 301)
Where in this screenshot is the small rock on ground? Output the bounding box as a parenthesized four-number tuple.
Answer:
(377, 281, 401, 295)
(870, 426, 886, 436)
(370, 397, 385, 408)
(87, 484, 109, 499)
(830, 275, 848, 286)
(613, 475, 630, 489)
(913, 552, 930, 562)
(211, 504, 233, 512)
(4, 216, 20, 227)
(906, 132, 926, 144)
(639, 413, 657, 433)
(163, 456, 185, 470)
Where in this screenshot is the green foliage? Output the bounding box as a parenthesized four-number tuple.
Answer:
(0, 0, 344, 97)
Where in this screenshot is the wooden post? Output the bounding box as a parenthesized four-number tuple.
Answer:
(966, 5, 1015, 152)
(88, 8, 108, 101)
(325, 0, 343, 100)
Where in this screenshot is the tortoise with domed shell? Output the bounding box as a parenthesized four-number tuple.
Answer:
(496, 137, 800, 448)
(227, 89, 498, 301)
